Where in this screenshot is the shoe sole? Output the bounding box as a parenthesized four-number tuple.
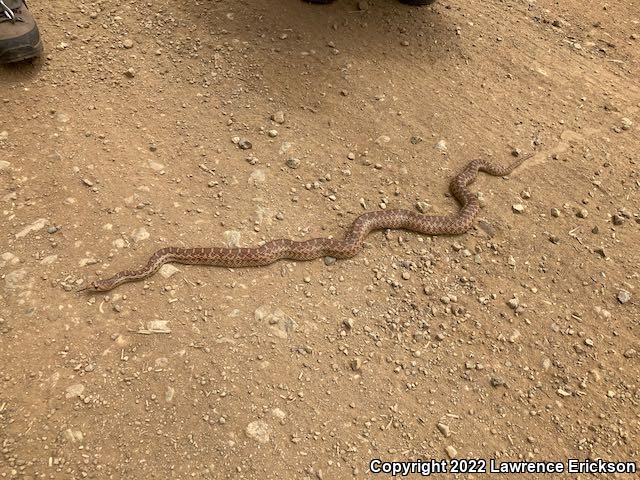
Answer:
(0, 38, 43, 64)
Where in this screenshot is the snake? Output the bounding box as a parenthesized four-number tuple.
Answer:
(81, 155, 529, 292)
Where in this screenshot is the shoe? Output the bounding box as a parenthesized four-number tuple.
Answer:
(0, 0, 43, 64)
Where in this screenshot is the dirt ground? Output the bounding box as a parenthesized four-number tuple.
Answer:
(1, 0, 639, 478)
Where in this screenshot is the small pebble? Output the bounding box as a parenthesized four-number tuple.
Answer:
(445, 446, 457, 459)
(576, 208, 588, 218)
(617, 290, 631, 304)
(512, 204, 525, 213)
(238, 139, 252, 150)
(621, 117, 633, 130)
(324, 256, 336, 266)
(286, 157, 300, 169)
(271, 111, 285, 124)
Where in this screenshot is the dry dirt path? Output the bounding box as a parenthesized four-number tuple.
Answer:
(1, 1, 638, 478)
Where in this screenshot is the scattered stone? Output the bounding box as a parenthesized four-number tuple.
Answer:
(123, 68, 135, 78)
(286, 157, 300, 169)
(612, 214, 625, 225)
(324, 256, 336, 266)
(123, 38, 134, 49)
(623, 349, 637, 359)
(375, 135, 391, 145)
(147, 159, 165, 171)
(0, 131, 8, 141)
(0, 160, 10, 170)
(435, 140, 447, 152)
(267, 129, 278, 138)
(576, 208, 588, 219)
(65, 383, 85, 399)
(131, 227, 150, 242)
(15, 218, 47, 238)
(617, 290, 631, 304)
(223, 230, 241, 248)
(357, 0, 370, 10)
(550, 208, 561, 217)
(548, 235, 560, 244)
(159, 264, 180, 279)
(63, 429, 84, 443)
(437, 423, 451, 437)
(512, 204, 525, 214)
(271, 111, 285, 124)
(5, 269, 29, 290)
(255, 306, 297, 339)
(507, 297, 519, 309)
(272, 408, 286, 420)
(350, 358, 362, 372)
(416, 201, 431, 213)
(621, 117, 633, 130)
(40, 255, 58, 265)
(490, 376, 506, 388)
(165, 386, 175, 402)
(445, 446, 457, 459)
(0, 252, 20, 268)
(238, 139, 252, 150)
(593, 246, 607, 258)
(144, 320, 171, 334)
(246, 420, 271, 443)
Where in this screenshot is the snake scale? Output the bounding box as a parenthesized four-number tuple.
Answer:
(81, 155, 529, 292)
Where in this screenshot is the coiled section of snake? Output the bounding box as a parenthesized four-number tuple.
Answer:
(82, 156, 527, 292)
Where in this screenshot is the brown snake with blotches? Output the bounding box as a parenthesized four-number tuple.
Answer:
(81, 155, 529, 292)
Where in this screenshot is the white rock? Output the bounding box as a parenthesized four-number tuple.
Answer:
(40, 255, 58, 265)
(223, 230, 241, 248)
(131, 227, 149, 242)
(65, 383, 85, 399)
(147, 160, 165, 172)
(165, 386, 175, 402)
(246, 420, 271, 443)
(249, 169, 266, 185)
(272, 408, 286, 420)
(15, 218, 48, 238)
(0, 252, 19, 267)
(159, 264, 180, 278)
(147, 320, 171, 333)
(375, 135, 391, 145)
(5, 269, 29, 289)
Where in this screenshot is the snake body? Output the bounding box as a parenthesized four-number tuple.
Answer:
(82, 156, 527, 292)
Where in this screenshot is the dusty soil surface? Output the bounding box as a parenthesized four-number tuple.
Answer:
(1, 0, 639, 478)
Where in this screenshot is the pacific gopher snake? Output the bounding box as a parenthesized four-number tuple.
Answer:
(81, 155, 529, 292)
